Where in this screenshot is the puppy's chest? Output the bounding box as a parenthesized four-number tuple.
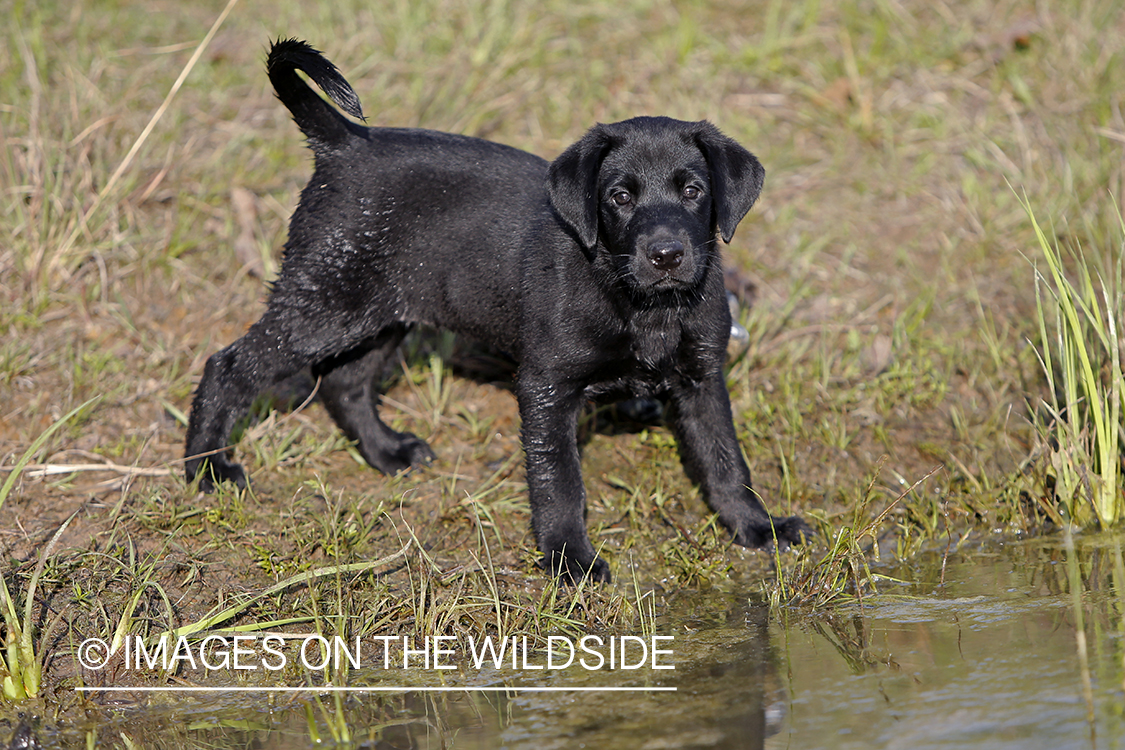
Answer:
(627, 317, 685, 369)
(585, 316, 696, 398)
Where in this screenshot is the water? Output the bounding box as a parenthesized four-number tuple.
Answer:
(15, 534, 1125, 748)
(775, 539, 1124, 750)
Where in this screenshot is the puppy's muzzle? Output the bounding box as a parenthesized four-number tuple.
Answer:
(646, 238, 685, 271)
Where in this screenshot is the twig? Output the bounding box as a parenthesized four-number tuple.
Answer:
(0, 462, 172, 479)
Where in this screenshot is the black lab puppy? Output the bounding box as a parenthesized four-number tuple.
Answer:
(185, 39, 810, 582)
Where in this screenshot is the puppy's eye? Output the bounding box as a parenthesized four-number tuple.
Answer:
(611, 190, 632, 207)
(682, 185, 702, 200)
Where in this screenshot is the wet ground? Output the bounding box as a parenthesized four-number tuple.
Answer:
(10, 532, 1123, 749)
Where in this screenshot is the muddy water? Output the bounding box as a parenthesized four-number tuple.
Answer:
(776, 535, 1125, 750)
(21, 535, 1125, 749)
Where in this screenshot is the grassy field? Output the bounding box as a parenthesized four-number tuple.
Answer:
(1, 0, 1123, 705)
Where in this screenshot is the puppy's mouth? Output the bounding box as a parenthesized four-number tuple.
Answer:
(628, 269, 700, 298)
(651, 273, 689, 287)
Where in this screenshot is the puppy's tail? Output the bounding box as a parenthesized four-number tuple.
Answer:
(267, 38, 365, 150)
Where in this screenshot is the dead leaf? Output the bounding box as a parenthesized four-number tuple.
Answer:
(821, 76, 852, 113)
(1001, 17, 1038, 51)
(862, 334, 893, 375)
(972, 15, 1040, 62)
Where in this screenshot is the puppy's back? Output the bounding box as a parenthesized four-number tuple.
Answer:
(278, 128, 549, 355)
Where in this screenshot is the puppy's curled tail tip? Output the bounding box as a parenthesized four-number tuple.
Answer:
(267, 37, 365, 123)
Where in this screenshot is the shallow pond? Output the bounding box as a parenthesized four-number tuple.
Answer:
(15, 533, 1125, 749)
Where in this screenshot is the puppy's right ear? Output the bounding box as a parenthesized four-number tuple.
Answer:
(547, 126, 615, 250)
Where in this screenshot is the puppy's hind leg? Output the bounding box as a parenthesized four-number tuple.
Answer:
(314, 324, 436, 475)
(185, 319, 309, 492)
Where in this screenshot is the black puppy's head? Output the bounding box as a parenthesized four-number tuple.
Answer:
(547, 117, 764, 294)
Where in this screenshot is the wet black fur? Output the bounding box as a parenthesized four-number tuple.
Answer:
(184, 38, 810, 582)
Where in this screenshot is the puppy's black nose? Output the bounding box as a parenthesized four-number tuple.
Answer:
(647, 240, 684, 271)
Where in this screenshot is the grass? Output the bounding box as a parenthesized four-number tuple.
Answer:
(1025, 195, 1124, 527)
(0, 0, 1124, 723)
(767, 460, 944, 608)
(0, 512, 75, 700)
(0, 396, 100, 509)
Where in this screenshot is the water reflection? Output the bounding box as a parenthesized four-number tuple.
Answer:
(57, 597, 782, 749)
(11, 534, 1124, 749)
(492, 597, 783, 749)
(773, 534, 1125, 750)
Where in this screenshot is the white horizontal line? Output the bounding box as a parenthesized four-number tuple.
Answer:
(76, 686, 676, 693)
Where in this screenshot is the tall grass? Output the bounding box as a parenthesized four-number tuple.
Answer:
(1023, 195, 1124, 527)
(0, 512, 76, 701)
(767, 461, 942, 609)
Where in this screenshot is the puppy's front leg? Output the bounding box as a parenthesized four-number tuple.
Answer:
(517, 375, 611, 583)
(671, 372, 811, 549)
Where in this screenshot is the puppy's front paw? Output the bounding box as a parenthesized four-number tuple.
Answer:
(187, 457, 247, 493)
(734, 514, 813, 551)
(542, 549, 612, 585)
(768, 515, 814, 550)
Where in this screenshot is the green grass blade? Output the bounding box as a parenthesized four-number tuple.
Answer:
(0, 396, 100, 509)
(166, 545, 409, 640)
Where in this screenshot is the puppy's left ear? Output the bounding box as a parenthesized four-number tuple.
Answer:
(694, 123, 765, 243)
(547, 126, 615, 250)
